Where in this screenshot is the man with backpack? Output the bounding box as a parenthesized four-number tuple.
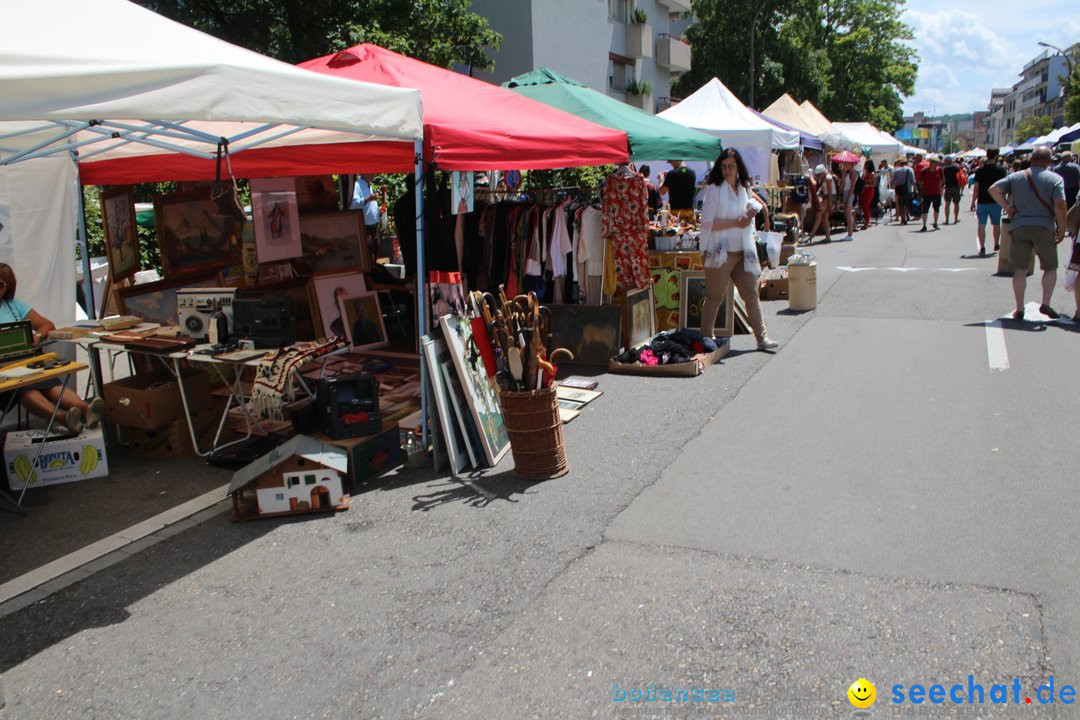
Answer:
(892, 157, 915, 225)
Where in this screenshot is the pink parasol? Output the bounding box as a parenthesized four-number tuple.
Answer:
(831, 150, 861, 164)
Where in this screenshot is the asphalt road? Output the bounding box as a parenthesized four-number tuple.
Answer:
(2, 209, 1078, 719)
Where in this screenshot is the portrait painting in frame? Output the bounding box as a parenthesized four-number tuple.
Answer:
(308, 270, 368, 339)
(100, 187, 140, 283)
(336, 292, 388, 352)
(679, 270, 733, 338)
(250, 177, 302, 263)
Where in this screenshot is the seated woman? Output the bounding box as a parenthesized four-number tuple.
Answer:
(0, 263, 103, 434)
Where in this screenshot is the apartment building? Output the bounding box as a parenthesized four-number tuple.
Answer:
(468, 0, 692, 114)
(985, 42, 1077, 145)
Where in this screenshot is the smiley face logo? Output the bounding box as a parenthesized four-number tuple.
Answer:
(848, 678, 876, 708)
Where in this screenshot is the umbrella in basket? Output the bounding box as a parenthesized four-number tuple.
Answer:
(831, 150, 861, 164)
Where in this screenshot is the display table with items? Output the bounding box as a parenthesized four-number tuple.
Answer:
(0, 354, 94, 514)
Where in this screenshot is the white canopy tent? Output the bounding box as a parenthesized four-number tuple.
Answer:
(763, 93, 857, 151)
(831, 122, 904, 161)
(659, 78, 799, 182)
(1034, 122, 1080, 147)
(797, 100, 859, 151)
(0, 0, 431, 438)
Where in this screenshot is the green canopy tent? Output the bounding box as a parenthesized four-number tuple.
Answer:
(504, 68, 723, 161)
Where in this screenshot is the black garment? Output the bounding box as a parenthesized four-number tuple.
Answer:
(645, 181, 661, 217)
(942, 163, 961, 189)
(392, 178, 417, 276)
(661, 166, 697, 210)
(973, 163, 1006, 205)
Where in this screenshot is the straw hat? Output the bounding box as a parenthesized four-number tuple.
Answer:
(813, 164, 827, 175)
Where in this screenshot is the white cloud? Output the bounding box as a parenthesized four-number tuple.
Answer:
(901, 0, 1080, 115)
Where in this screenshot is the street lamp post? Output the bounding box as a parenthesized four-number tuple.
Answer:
(1037, 40, 1074, 103)
(748, 3, 769, 108)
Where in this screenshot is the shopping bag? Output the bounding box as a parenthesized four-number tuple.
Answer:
(761, 231, 784, 269)
(909, 195, 922, 216)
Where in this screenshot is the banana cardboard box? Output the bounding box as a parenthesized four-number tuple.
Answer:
(5, 426, 108, 491)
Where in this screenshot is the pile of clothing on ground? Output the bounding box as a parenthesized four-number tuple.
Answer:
(613, 328, 722, 366)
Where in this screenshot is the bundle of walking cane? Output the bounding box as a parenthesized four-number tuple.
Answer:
(468, 288, 573, 392)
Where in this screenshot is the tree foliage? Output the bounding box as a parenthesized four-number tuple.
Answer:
(1066, 54, 1080, 125)
(1014, 114, 1055, 144)
(137, 0, 501, 68)
(676, 0, 917, 132)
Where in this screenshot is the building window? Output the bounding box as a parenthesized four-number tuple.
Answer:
(609, 58, 633, 93)
(287, 477, 296, 488)
(275, 493, 284, 501)
(304, 474, 316, 485)
(609, 0, 630, 23)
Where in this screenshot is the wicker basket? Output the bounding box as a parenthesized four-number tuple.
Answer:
(499, 385, 568, 480)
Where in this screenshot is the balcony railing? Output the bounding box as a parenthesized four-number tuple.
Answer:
(656, 34, 691, 72)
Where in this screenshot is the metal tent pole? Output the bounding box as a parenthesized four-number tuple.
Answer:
(73, 156, 96, 320)
(413, 141, 429, 447)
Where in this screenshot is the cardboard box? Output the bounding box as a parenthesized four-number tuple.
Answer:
(314, 419, 403, 488)
(759, 268, 790, 301)
(778, 242, 797, 267)
(104, 370, 210, 430)
(124, 403, 223, 460)
(608, 337, 729, 377)
(6, 426, 108, 490)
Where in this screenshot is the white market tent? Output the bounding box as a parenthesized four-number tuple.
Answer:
(797, 99, 859, 151)
(763, 93, 857, 151)
(1034, 122, 1080, 146)
(659, 78, 799, 182)
(831, 122, 904, 161)
(0, 0, 432, 436)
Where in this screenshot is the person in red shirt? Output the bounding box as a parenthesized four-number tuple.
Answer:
(917, 153, 945, 231)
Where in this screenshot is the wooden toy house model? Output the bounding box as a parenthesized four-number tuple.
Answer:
(228, 435, 350, 521)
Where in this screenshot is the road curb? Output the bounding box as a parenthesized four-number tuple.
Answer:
(0, 484, 230, 619)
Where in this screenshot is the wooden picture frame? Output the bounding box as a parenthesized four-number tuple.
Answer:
(649, 267, 681, 330)
(625, 286, 656, 348)
(250, 177, 302, 263)
(307, 270, 368, 339)
(336, 292, 388, 352)
(679, 270, 733, 337)
(421, 335, 472, 475)
(295, 175, 339, 213)
(117, 271, 221, 326)
(439, 313, 509, 467)
(100, 187, 140, 283)
(298, 211, 370, 273)
(153, 190, 244, 277)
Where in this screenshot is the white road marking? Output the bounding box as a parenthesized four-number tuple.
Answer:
(984, 320, 1010, 371)
(837, 266, 977, 272)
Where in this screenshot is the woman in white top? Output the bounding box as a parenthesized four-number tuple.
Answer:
(698, 149, 778, 351)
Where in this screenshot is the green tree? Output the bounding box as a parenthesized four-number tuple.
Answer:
(675, 0, 917, 131)
(1014, 114, 1055, 144)
(1066, 56, 1080, 125)
(137, 0, 501, 68)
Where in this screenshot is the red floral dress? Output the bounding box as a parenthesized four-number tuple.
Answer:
(602, 173, 651, 290)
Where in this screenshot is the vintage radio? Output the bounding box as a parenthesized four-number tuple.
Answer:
(177, 288, 237, 341)
(232, 292, 296, 348)
(315, 373, 381, 439)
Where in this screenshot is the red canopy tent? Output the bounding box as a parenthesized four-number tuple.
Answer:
(299, 44, 629, 170)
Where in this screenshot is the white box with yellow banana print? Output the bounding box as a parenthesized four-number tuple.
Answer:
(5, 426, 108, 491)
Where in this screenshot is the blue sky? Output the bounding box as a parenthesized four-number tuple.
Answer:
(901, 0, 1080, 116)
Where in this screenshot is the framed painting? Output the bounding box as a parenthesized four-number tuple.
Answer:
(544, 304, 622, 367)
(336, 292, 388, 352)
(439, 313, 509, 467)
(250, 177, 302, 263)
(421, 335, 471, 475)
(295, 175, 339, 213)
(153, 190, 244, 277)
(117, 271, 220, 326)
(625, 286, 655, 348)
(298, 211, 370, 273)
(308, 270, 367, 339)
(100, 187, 140, 283)
(679, 270, 733, 338)
(649, 267, 681, 330)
